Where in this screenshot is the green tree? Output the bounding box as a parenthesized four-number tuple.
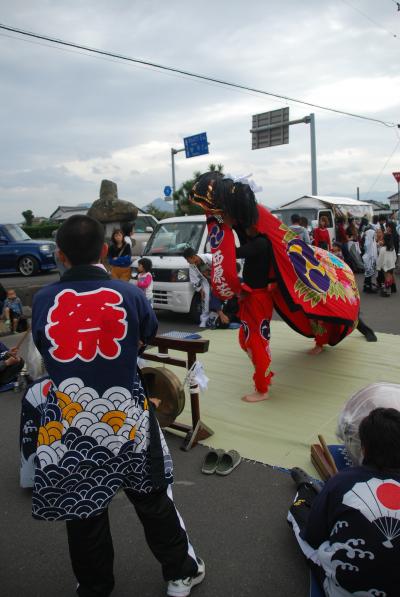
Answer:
(174, 163, 224, 216)
(145, 205, 174, 221)
(22, 209, 34, 226)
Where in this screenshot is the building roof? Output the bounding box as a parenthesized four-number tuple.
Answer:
(49, 205, 90, 220)
(279, 195, 372, 208)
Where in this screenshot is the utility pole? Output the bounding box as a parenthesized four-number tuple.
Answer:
(171, 146, 185, 210)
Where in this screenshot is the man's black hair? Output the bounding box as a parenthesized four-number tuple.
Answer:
(372, 214, 379, 224)
(56, 215, 105, 266)
(138, 257, 152, 272)
(359, 407, 400, 470)
(121, 221, 134, 236)
(291, 213, 301, 224)
(183, 246, 196, 259)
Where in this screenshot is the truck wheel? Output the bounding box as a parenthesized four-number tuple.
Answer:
(18, 256, 39, 276)
(189, 293, 202, 324)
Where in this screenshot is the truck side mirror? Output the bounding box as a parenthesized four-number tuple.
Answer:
(0, 235, 8, 243)
(145, 226, 153, 233)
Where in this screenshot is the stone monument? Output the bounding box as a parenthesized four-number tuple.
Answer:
(87, 179, 138, 238)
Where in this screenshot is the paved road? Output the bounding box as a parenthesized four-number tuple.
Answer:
(0, 270, 59, 287)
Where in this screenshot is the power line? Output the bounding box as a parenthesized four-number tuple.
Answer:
(339, 0, 399, 39)
(365, 136, 400, 198)
(0, 22, 399, 129)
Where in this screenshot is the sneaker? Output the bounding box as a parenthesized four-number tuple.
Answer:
(167, 558, 205, 597)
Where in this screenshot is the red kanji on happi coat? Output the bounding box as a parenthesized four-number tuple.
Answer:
(45, 288, 128, 362)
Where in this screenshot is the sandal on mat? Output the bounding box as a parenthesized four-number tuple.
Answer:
(215, 450, 241, 476)
(201, 449, 225, 474)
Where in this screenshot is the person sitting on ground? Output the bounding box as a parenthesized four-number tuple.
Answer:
(133, 257, 153, 306)
(2, 288, 23, 333)
(312, 216, 331, 251)
(108, 228, 132, 281)
(0, 339, 24, 386)
(183, 246, 213, 328)
(376, 233, 397, 297)
(213, 295, 241, 329)
(289, 213, 311, 244)
(288, 407, 400, 597)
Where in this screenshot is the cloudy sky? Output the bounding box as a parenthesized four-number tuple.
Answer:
(1, 0, 400, 222)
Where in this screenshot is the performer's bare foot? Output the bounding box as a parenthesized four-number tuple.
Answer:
(308, 345, 323, 355)
(241, 391, 270, 403)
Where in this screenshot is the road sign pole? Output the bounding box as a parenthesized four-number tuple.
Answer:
(171, 148, 176, 193)
(309, 113, 318, 195)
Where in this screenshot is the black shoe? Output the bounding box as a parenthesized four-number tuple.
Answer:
(290, 467, 321, 493)
(363, 286, 377, 294)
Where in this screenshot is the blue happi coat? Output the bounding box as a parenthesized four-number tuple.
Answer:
(29, 265, 172, 521)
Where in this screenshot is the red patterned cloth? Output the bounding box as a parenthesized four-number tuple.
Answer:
(206, 205, 359, 347)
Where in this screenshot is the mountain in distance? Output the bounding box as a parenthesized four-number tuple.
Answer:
(143, 197, 175, 213)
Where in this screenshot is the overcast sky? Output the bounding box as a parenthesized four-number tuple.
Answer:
(1, 0, 400, 222)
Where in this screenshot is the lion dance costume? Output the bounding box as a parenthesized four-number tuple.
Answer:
(190, 173, 360, 395)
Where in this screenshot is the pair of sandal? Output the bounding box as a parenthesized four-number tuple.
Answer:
(201, 448, 241, 475)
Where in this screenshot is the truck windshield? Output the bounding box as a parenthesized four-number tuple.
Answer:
(272, 208, 317, 228)
(3, 224, 31, 241)
(144, 221, 206, 256)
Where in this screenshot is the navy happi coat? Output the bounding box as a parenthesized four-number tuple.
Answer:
(30, 265, 172, 521)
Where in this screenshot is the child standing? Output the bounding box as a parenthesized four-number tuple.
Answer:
(135, 257, 153, 305)
(3, 288, 23, 333)
(376, 233, 397, 297)
(108, 229, 132, 281)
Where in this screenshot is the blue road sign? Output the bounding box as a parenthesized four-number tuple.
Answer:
(164, 185, 172, 197)
(183, 132, 209, 159)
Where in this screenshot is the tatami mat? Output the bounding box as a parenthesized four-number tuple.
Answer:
(149, 322, 400, 475)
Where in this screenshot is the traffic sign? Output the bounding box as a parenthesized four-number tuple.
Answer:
(392, 172, 400, 183)
(183, 132, 209, 159)
(164, 185, 172, 197)
(251, 108, 289, 150)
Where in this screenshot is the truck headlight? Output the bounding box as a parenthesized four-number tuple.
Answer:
(171, 268, 189, 282)
(39, 244, 52, 253)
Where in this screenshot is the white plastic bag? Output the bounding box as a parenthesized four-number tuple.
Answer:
(25, 333, 46, 380)
(336, 382, 400, 465)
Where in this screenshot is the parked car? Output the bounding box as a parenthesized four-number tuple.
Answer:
(133, 215, 208, 322)
(0, 224, 56, 276)
(132, 213, 158, 255)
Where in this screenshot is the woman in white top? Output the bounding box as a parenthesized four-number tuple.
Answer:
(376, 233, 397, 296)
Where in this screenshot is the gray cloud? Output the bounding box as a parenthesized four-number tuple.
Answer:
(0, 0, 399, 221)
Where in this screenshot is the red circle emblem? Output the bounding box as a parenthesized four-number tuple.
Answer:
(376, 482, 400, 510)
